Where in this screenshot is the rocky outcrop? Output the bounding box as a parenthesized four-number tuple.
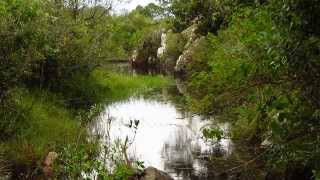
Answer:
(141, 167, 173, 180)
(131, 19, 203, 74)
(131, 30, 163, 69)
(174, 20, 202, 73)
(175, 37, 204, 73)
(157, 32, 167, 59)
(180, 22, 199, 48)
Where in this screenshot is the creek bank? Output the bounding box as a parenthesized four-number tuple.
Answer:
(129, 167, 173, 180)
(141, 167, 173, 180)
(130, 19, 204, 74)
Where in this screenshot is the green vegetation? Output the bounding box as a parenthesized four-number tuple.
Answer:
(0, 0, 170, 178)
(1, 89, 82, 177)
(1, 0, 319, 179)
(99, 7, 164, 60)
(0, 70, 170, 178)
(94, 70, 172, 100)
(157, 0, 320, 178)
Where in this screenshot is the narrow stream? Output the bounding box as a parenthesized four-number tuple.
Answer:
(91, 64, 265, 180)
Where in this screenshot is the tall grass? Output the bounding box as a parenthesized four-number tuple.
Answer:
(91, 69, 173, 102)
(0, 68, 172, 177)
(0, 152, 9, 177)
(60, 68, 173, 107)
(1, 89, 82, 174)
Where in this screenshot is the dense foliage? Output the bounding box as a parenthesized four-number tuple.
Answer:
(0, 0, 163, 135)
(0, 0, 168, 178)
(1, 0, 319, 179)
(159, 0, 320, 178)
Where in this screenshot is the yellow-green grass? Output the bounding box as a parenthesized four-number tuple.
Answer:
(91, 69, 173, 102)
(1, 89, 82, 168)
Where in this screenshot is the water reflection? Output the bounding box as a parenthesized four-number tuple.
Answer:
(92, 86, 236, 180)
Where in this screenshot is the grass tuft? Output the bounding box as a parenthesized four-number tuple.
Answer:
(91, 69, 173, 102)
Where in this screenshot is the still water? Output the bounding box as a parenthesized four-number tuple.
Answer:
(92, 68, 264, 179)
(93, 62, 264, 180)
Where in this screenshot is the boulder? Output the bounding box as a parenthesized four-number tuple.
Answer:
(42, 152, 58, 178)
(157, 32, 167, 59)
(140, 167, 173, 180)
(131, 50, 138, 64)
(261, 139, 272, 147)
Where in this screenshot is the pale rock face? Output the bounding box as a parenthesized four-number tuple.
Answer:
(181, 23, 198, 49)
(261, 139, 272, 147)
(157, 32, 167, 59)
(175, 50, 191, 72)
(132, 50, 138, 62)
(175, 37, 204, 73)
(175, 55, 185, 72)
(174, 21, 202, 73)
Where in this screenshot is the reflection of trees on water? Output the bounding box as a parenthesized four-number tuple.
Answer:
(162, 126, 194, 163)
(141, 83, 234, 179)
(155, 85, 264, 180)
(160, 124, 219, 180)
(92, 78, 267, 180)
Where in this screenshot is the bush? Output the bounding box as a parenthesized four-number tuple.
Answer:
(0, 90, 28, 141)
(181, 1, 320, 176)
